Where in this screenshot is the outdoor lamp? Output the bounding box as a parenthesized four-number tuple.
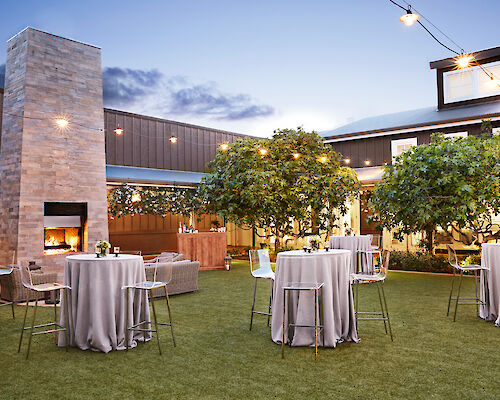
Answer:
(224, 254, 232, 271)
(399, 9, 420, 26)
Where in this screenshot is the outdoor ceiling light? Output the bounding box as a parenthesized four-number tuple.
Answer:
(169, 136, 178, 143)
(114, 127, 123, 135)
(219, 143, 229, 151)
(56, 118, 69, 129)
(399, 9, 420, 26)
(259, 148, 268, 156)
(454, 54, 473, 69)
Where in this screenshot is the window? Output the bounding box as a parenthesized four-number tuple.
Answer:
(444, 131, 468, 139)
(391, 137, 418, 160)
(444, 61, 500, 103)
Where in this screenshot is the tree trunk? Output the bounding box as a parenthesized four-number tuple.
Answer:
(425, 228, 434, 254)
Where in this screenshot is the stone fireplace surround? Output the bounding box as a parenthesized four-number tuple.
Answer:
(0, 28, 109, 269)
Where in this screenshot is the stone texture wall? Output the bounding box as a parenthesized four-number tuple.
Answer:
(0, 28, 108, 267)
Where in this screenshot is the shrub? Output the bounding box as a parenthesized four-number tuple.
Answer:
(389, 251, 450, 273)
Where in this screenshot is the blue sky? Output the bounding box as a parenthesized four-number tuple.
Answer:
(1, 0, 499, 137)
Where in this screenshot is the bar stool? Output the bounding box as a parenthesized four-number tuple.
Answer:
(282, 282, 324, 360)
(17, 264, 71, 359)
(249, 249, 275, 330)
(0, 266, 15, 319)
(124, 258, 175, 355)
(446, 244, 488, 322)
(356, 234, 382, 274)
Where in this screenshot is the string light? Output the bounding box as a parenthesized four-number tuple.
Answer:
(131, 191, 141, 203)
(399, 9, 420, 26)
(364, 160, 371, 166)
(455, 54, 473, 69)
(219, 143, 229, 151)
(292, 152, 300, 159)
(56, 118, 69, 129)
(343, 158, 351, 164)
(318, 156, 328, 163)
(169, 136, 178, 143)
(259, 148, 268, 156)
(114, 127, 124, 135)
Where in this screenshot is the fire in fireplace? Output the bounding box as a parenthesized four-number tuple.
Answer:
(44, 203, 87, 256)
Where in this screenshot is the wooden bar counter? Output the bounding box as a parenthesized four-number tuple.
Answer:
(176, 232, 227, 270)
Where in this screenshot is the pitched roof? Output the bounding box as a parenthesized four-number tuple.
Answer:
(320, 101, 500, 140)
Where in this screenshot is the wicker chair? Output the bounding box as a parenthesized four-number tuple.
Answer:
(145, 259, 199, 297)
(0, 267, 58, 303)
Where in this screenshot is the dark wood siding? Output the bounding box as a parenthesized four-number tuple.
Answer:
(0, 89, 3, 149)
(328, 121, 498, 169)
(104, 108, 252, 172)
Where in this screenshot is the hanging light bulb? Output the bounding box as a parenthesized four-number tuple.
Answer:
(131, 191, 141, 203)
(399, 9, 420, 26)
(292, 152, 300, 159)
(317, 156, 328, 163)
(169, 136, 178, 143)
(364, 160, 371, 166)
(219, 143, 229, 151)
(56, 118, 69, 129)
(344, 158, 351, 164)
(455, 54, 473, 69)
(259, 148, 268, 156)
(114, 127, 123, 135)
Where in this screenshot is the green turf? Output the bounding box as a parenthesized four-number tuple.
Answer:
(1, 261, 498, 399)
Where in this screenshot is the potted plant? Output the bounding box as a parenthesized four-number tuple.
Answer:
(96, 240, 111, 257)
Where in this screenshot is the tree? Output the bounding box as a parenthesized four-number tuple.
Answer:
(370, 133, 500, 253)
(198, 127, 360, 249)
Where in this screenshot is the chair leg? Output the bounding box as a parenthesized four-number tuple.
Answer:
(453, 271, 464, 322)
(380, 282, 393, 341)
(143, 289, 148, 343)
(281, 288, 286, 359)
(165, 285, 176, 347)
(125, 287, 130, 351)
(320, 286, 325, 348)
(8, 280, 14, 319)
(150, 289, 162, 355)
(267, 279, 273, 327)
(249, 277, 257, 331)
(63, 288, 70, 352)
(355, 281, 359, 321)
(54, 292, 58, 344)
(447, 269, 456, 316)
(314, 289, 318, 360)
(18, 290, 31, 353)
(376, 282, 388, 334)
(474, 270, 479, 316)
(26, 291, 39, 359)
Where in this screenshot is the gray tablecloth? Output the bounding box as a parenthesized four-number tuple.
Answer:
(58, 254, 151, 352)
(329, 235, 373, 273)
(480, 243, 500, 327)
(271, 250, 359, 347)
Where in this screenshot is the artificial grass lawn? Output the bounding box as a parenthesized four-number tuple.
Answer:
(1, 261, 499, 400)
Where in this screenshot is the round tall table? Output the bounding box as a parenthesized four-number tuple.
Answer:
(58, 254, 151, 352)
(480, 243, 500, 327)
(329, 235, 373, 273)
(271, 250, 359, 348)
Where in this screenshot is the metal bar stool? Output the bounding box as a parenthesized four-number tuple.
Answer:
(356, 234, 382, 274)
(282, 282, 324, 360)
(446, 244, 488, 322)
(351, 250, 393, 341)
(249, 249, 275, 330)
(17, 264, 71, 359)
(124, 258, 175, 355)
(0, 267, 15, 319)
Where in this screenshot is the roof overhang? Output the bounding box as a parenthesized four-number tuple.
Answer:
(106, 165, 206, 187)
(354, 166, 383, 184)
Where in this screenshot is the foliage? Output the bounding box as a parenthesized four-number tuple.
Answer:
(370, 133, 500, 252)
(198, 127, 360, 248)
(107, 184, 202, 217)
(388, 251, 450, 273)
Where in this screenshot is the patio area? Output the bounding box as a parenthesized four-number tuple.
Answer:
(1, 261, 499, 400)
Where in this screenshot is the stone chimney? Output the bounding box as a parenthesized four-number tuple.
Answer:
(0, 28, 109, 267)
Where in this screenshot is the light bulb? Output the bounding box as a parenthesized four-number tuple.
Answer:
(114, 127, 123, 135)
(259, 148, 268, 156)
(169, 136, 178, 143)
(399, 11, 420, 26)
(56, 118, 69, 128)
(455, 54, 473, 69)
(292, 153, 300, 159)
(220, 143, 229, 151)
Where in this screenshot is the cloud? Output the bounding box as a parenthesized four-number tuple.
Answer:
(102, 66, 274, 121)
(0, 64, 5, 89)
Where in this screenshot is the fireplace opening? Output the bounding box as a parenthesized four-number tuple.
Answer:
(44, 203, 87, 256)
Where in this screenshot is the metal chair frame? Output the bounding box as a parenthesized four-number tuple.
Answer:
(0, 267, 15, 319)
(355, 234, 383, 274)
(282, 282, 324, 360)
(352, 250, 393, 341)
(446, 244, 488, 322)
(249, 249, 275, 330)
(125, 258, 175, 355)
(17, 264, 70, 359)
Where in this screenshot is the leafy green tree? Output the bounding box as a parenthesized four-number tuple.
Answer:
(370, 133, 500, 253)
(198, 127, 360, 249)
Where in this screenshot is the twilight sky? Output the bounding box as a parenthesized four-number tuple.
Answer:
(0, 0, 499, 137)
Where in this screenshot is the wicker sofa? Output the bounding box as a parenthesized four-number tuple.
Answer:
(145, 256, 199, 297)
(0, 267, 58, 303)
